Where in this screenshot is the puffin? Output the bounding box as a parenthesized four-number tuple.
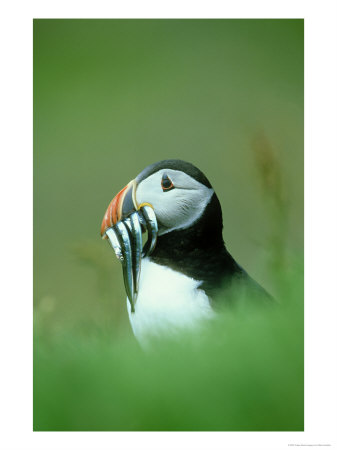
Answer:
(100, 159, 271, 343)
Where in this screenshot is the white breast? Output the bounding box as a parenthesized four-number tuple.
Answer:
(126, 258, 214, 345)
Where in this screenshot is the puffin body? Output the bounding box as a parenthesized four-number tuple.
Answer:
(101, 159, 271, 343)
(126, 258, 214, 342)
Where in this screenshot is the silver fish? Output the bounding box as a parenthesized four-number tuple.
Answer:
(105, 205, 158, 312)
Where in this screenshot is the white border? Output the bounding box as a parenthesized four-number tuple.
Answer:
(0, 1, 336, 449)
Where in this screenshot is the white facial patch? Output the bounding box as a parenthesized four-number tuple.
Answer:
(135, 169, 214, 235)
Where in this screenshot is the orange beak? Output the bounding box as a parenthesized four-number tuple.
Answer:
(100, 180, 138, 238)
(100, 182, 158, 311)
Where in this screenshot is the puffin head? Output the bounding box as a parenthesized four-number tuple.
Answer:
(100, 159, 223, 311)
(101, 159, 215, 237)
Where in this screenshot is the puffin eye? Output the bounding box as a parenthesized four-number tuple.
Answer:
(161, 173, 174, 192)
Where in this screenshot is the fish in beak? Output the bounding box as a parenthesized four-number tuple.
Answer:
(100, 180, 158, 312)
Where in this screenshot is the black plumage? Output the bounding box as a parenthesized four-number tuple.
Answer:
(142, 160, 272, 303)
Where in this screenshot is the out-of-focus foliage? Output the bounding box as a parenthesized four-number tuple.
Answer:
(34, 262, 303, 431)
(33, 19, 303, 431)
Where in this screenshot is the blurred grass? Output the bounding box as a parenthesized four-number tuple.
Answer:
(34, 262, 303, 431)
(33, 19, 303, 431)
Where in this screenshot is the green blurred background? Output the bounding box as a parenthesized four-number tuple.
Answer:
(33, 19, 304, 431)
